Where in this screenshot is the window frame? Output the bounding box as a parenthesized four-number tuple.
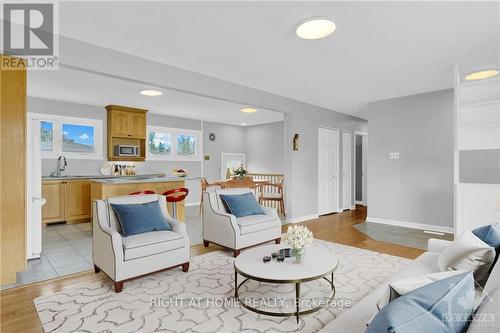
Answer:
(146, 125, 202, 161)
(30, 113, 103, 160)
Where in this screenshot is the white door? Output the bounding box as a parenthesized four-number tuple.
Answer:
(318, 128, 340, 215)
(221, 153, 246, 180)
(361, 135, 368, 205)
(27, 117, 45, 259)
(342, 131, 352, 210)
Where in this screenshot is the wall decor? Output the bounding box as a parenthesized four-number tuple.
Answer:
(293, 134, 299, 151)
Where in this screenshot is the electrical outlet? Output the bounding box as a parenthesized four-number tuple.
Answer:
(389, 152, 400, 160)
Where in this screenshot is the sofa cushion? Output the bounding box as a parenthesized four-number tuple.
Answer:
(473, 222, 500, 270)
(122, 230, 184, 261)
(366, 272, 475, 333)
(220, 192, 265, 218)
(111, 200, 172, 237)
(376, 270, 468, 311)
(237, 214, 276, 235)
(438, 230, 495, 285)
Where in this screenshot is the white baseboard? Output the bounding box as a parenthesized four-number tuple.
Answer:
(365, 217, 454, 234)
(351, 205, 356, 210)
(355, 200, 364, 205)
(185, 202, 201, 207)
(286, 214, 319, 224)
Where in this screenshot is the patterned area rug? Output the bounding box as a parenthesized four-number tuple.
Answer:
(34, 240, 411, 333)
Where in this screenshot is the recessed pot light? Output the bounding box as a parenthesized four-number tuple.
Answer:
(241, 122, 247, 126)
(464, 69, 498, 81)
(296, 17, 336, 40)
(140, 89, 163, 96)
(240, 107, 258, 113)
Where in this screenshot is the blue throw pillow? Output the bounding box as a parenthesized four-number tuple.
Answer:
(473, 222, 500, 268)
(111, 200, 172, 237)
(220, 193, 265, 218)
(366, 272, 474, 333)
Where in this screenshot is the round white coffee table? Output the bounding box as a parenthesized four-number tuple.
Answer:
(234, 244, 338, 323)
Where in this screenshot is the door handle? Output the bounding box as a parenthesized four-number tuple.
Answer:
(33, 197, 47, 206)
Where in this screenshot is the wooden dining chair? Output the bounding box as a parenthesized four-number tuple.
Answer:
(258, 178, 285, 217)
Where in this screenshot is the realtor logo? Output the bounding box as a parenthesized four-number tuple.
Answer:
(2, 2, 58, 69)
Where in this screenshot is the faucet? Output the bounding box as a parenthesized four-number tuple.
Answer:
(51, 155, 68, 177)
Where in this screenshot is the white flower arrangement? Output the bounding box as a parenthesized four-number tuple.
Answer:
(282, 225, 314, 250)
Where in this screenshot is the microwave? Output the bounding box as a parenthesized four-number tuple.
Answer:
(114, 145, 140, 157)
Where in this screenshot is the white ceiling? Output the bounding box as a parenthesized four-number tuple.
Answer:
(27, 67, 284, 126)
(55, 1, 500, 115)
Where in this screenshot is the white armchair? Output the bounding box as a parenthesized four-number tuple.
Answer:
(202, 188, 282, 257)
(93, 194, 190, 292)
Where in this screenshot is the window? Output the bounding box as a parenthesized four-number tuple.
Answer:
(40, 121, 53, 151)
(147, 126, 201, 161)
(32, 114, 103, 159)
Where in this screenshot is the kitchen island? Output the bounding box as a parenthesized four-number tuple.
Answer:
(90, 176, 200, 222)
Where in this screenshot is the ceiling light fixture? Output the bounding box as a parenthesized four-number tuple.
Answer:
(464, 69, 498, 81)
(240, 107, 258, 113)
(241, 123, 247, 126)
(296, 17, 336, 40)
(140, 89, 163, 96)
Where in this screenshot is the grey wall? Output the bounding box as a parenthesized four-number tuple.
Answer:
(284, 109, 367, 220)
(245, 122, 284, 174)
(363, 89, 454, 229)
(29, 97, 203, 204)
(460, 150, 500, 184)
(202, 121, 246, 181)
(355, 136, 363, 201)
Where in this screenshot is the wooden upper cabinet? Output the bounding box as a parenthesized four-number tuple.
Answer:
(106, 105, 148, 161)
(129, 112, 147, 138)
(109, 110, 130, 137)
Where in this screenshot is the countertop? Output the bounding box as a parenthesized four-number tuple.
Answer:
(42, 173, 165, 181)
(91, 176, 201, 184)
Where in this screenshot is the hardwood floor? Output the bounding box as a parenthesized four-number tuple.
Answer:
(0, 206, 423, 333)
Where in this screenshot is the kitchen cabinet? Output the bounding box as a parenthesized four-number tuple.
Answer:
(42, 180, 91, 225)
(106, 105, 148, 161)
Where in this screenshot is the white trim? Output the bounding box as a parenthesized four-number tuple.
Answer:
(350, 205, 356, 210)
(355, 200, 364, 204)
(366, 217, 454, 234)
(28, 112, 103, 160)
(286, 214, 319, 224)
(146, 125, 202, 162)
(184, 202, 201, 207)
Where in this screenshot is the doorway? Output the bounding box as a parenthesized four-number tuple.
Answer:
(318, 127, 340, 215)
(220, 153, 246, 180)
(355, 132, 367, 206)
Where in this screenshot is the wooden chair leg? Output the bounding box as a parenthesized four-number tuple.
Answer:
(182, 262, 190, 272)
(203, 240, 209, 247)
(281, 200, 286, 217)
(114, 281, 124, 293)
(199, 193, 203, 217)
(94, 265, 100, 273)
(233, 250, 240, 257)
(275, 238, 281, 244)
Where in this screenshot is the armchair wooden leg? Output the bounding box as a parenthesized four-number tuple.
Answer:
(203, 240, 209, 247)
(114, 281, 124, 293)
(94, 265, 100, 273)
(233, 250, 240, 257)
(181, 262, 190, 272)
(275, 238, 281, 244)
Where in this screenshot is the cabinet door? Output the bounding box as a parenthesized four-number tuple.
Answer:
(129, 112, 146, 138)
(65, 180, 91, 221)
(110, 110, 130, 137)
(42, 182, 65, 223)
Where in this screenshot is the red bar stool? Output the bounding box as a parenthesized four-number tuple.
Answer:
(163, 188, 189, 220)
(129, 190, 156, 195)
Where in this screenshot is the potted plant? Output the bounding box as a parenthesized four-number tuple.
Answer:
(281, 225, 314, 264)
(233, 164, 247, 180)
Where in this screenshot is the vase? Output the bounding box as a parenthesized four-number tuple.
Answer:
(291, 247, 305, 264)
(237, 175, 245, 180)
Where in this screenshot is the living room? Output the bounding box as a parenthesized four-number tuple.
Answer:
(1, 1, 499, 333)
